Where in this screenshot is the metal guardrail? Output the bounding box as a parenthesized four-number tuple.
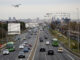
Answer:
(59, 41, 80, 59)
(49, 28, 80, 59)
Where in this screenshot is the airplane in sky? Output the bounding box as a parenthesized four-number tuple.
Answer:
(12, 4, 21, 8)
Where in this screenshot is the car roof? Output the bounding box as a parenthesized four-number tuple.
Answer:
(59, 47, 63, 49)
(24, 47, 28, 49)
(19, 51, 24, 54)
(53, 38, 58, 41)
(4, 49, 8, 51)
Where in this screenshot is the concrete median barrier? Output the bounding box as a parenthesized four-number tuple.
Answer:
(27, 30, 40, 60)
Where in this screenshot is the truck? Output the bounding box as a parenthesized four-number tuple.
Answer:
(52, 38, 59, 47)
(6, 42, 15, 52)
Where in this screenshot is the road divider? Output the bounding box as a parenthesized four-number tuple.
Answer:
(27, 30, 40, 60)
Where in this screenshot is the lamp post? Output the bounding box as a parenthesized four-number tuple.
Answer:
(68, 13, 71, 49)
(76, 8, 80, 53)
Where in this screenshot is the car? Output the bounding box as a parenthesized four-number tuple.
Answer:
(52, 38, 58, 41)
(23, 47, 29, 52)
(45, 37, 48, 39)
(40, 39, 43, 42)
(18, 38, 21, 40)
(59, 34, 62, 37)
(23, 41, 28, 44)
(39, 38, 43, 42)
(40, 48, 46, 52)
(18, 52, 25, 58)
(47, 50, 54, 55)
(34, 33, 37, 35)
(30, 33, 33, 35)
(28, 44, 32, 47)
(3, 49, 9, 55)
(25, 44, 32, 47)
(46, 41, 50, 45)
(23, 38, 26, 40)
(27, 47, 31, 50)
(22, 43, 26, 46)
(19, 45, 24, 49)
(28, 36, 31, 39)
(58, 47, 63, 53)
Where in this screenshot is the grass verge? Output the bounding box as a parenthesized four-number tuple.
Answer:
(49, 28, 80, 57)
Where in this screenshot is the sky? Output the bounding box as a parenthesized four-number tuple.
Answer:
(0, 0, 80, 19)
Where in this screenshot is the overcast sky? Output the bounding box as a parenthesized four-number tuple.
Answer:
(0, 0, 80, 19)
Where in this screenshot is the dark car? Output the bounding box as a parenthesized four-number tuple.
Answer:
(39, 38, 43, 42)
(27, 47, 31, 50)
(40, 48, 46, 52)
(45, 37, 48, 39)
(18, 38, 21, 40)
(28, 36, 31, 39)
(47, 50, 54, 55)
(23, 47, 29, 52)
(28, 44, 32, 47)
(40, 39, 43, 42)
(18, 52, 25, 58)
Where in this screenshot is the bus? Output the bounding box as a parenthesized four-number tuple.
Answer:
(6, 42, 15, 52)
(52, 38, 59, 47)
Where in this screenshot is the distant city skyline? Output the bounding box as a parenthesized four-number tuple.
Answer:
(0, 0, 80, 19)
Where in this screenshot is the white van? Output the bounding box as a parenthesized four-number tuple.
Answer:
(46, 41, 50, 45)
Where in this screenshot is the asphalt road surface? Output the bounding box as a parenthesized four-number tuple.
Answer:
(0, 28, 38, 60)
(0, 27, 80, 60)
(34, 28, 80, 60)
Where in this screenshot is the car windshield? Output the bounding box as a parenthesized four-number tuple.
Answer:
(4, 49, 8, 51)
(24, 47, 28, 49)
(59, 48, 62, 50)
(19, 52, 24, 55)
(49, 51, 53, 53)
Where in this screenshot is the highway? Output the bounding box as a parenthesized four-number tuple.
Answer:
(0, 27, 80, 60)
(0, 28, 38, 60)
(34, 28, 80, 60)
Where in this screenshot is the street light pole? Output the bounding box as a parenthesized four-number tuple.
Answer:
(68, 13, 71, 49)
(76, 8, 80, 53)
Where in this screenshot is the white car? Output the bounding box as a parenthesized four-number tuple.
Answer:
(46, 41, 50, 45)
(23, 41, 28, 44)
(19, 45, 24, 49)
(58, 47, 63, 53)
(3, 49, 9, 55)
(52, 38, 58, 41)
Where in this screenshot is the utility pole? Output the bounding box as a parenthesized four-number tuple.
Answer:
(76, 8, 79, 53)
(68, 13, 71, 49)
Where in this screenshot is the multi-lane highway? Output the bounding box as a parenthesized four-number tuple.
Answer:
(0, 26, 80, 60)
(34, 28, 80, 60)
(0, 28, 39, 60)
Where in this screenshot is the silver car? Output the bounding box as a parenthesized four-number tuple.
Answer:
(3, 49, 9, 55)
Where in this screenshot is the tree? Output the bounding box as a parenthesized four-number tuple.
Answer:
(20, 22, 26, 31)
(0, 28, 7, 38)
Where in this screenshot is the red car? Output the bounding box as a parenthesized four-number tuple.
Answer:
(28, 44, 32, 47)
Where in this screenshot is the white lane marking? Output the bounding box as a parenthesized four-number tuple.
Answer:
(67, 54, 75, 60)
(59, 44, 80, 60)
(45, 54, 47, 60)
(20, 59, 23, 60)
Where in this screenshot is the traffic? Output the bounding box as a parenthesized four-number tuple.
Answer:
(34, 27, 80, 60)
(0, 26, 80, 60)
(0, 27, 38, 60)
